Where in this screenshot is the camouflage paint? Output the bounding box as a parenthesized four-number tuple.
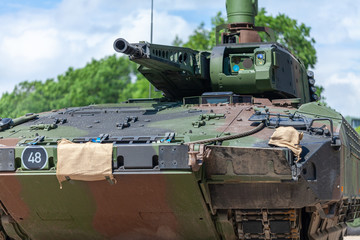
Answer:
(0, 172, 218, 240)
(2, 174, 103, 240)
(0, 125, 88, 139)
(1, 0, 360, 238)
(148, 114, 224, 140)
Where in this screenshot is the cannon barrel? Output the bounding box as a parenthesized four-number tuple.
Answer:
(113, 38, 144, 57)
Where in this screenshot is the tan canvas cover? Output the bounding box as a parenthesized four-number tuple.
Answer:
(268, 126, 303, 160)
(56, 139, 115, 189)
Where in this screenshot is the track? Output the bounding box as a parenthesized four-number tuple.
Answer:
(220, 205, 352, 240)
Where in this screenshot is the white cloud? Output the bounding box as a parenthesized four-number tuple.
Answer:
(119, 9, 193, 44)
(312, 0, 360, 44)
(261, 0, 360, 45)
(327, 72, 360, 87)
(321, 72, 360, 117)
(2, 28, 61, 61)
(0, 0, 194, 95)
(315, 47, 360, 79)
(313, 46, 360, 117)
(343, 17, 360, 41)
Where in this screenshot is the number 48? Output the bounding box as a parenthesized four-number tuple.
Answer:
(28, 152, 42, 164)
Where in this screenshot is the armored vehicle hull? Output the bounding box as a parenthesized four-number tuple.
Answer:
(0, 99, 359, 240)
(1, 0, 360, 239)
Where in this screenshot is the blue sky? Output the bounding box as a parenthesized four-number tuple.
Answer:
(0, 0, 359, 117)
(0, 0, 58, 13)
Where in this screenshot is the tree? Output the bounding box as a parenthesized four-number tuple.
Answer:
(121, 74, 162, 101)
(182, 23, 211, 50)
(0, 55, 164, 118)
(356, 126, 360, 135)
(0, 55, 135, 118)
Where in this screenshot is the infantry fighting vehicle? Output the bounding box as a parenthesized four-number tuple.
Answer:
(1, 0, 360, 239)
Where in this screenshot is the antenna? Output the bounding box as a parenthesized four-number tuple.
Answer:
(149, 0, 154, 98)
(150, 0, 154, 44)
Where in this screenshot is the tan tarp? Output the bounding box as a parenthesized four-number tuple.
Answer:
(268, 126, 303, 161)
(56, 139, 115, 189)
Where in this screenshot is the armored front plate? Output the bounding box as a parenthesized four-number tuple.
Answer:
(159, 145, 190, 169)
(0, 148, 15, 171)
(117, 144, 158, 169)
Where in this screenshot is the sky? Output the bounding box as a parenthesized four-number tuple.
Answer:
(0, 0, 359, 117)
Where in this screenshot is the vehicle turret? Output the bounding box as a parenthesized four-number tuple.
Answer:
(114, 0, 318, 103)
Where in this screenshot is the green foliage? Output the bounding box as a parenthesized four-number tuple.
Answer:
(356, 126, 360, 134)
(0, 55, 136, 118)
(315, 85, 327, 105)
(0, 55, 163, 118)
(182, 23, 211, 50)
(173, 12, 224, 51)
(120, 73, 162, 101)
